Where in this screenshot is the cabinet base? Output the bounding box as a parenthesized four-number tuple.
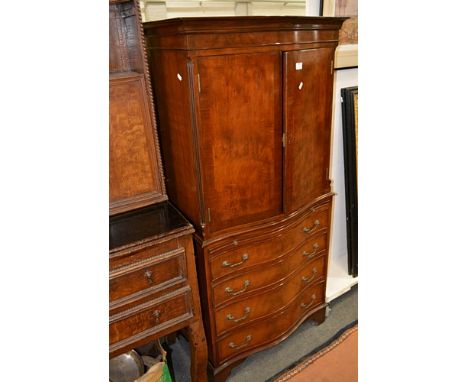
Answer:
(208, 306, 328, 382)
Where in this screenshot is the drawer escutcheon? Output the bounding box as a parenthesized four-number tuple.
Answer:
(144, 269, 154, 284)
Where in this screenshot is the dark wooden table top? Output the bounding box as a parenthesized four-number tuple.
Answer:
(110, 201, 193, 251)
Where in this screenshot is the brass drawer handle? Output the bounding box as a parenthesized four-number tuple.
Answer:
(302, 268, 318, 283)
(303, 220, 320, 234)
(222, 254, 249, 268)
(152, 310, 161, 322)
(229, 335, 252, 349)
(225, 280, 251, 296)
(226, 307, 251, 323)
(303, 243, 320, 259)
(300, 294, 317, 309)
(144, 269, 154, 284)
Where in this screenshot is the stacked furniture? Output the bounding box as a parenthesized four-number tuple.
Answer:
(144, 16, 346, 381)
(109, 1, 207, 380)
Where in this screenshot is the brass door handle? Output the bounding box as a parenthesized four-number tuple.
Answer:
(303, 220, 320, 234)
(300, 294, 317, 309)
(225, 280, 251, 296)
(302, 268, 318, 283)
(222, 254, 249, 268)
(229, 335, 252, 349)
(303, 243, 320, 259)
(144, 269, 154, 284)
(226, 307, 251, 323)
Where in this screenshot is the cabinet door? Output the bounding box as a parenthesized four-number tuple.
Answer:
(283, 48, 335, 213)
(196, 52, 283, 232)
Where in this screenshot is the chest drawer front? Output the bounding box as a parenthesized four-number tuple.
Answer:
(109, 286, 193, 346)
(209, 203, 330, 281)
(214, 260, 325, 336)
(212, 239, 327, 307)
(110, 239, 179, 271)
(216, 281, 325, 363)
(110, 247, 187, 303)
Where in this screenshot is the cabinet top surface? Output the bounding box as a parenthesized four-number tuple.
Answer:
(109, 201, 193, 251)
(144, 16, 347, 35)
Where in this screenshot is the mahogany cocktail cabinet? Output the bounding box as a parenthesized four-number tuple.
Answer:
(144, 16, 346, 381)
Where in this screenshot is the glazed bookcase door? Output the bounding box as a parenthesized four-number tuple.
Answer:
(196, 52, 283, 233)
(283, 48, 335, 213)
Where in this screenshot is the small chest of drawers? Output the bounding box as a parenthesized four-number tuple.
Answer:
(109, 202, 207, 381)
(195, 199, 333, 376)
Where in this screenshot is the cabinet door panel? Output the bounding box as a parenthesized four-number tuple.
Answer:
(197, 52, 283, 232)
(283, 48, 334, 212)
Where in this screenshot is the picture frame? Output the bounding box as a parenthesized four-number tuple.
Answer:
(321, 0, 358, 68)
(341, 86, 358, 277)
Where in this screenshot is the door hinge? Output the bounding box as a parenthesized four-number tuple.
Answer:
(207, 207, 211, 222)
(330, 60, 334, 75)
(197, 73, 201, 93)
(282, 133, 286, 148)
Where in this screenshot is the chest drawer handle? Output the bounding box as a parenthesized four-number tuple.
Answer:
(225, 280, 250, 296)
(144, 269, 154, 284)
(229, 335, 252, 349)
(152, 310, 161, 323)
(302, 268, 318, 284)
(303, 220, 320, 234)
(303, 243, 320, 259)
(222, 254, 249, 268)
(226, 307, 251, 323)
(300, 294, 317, 309)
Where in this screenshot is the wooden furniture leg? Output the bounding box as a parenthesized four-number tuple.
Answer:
(310, 306, 327, 325)
(187, 319, 208, 382)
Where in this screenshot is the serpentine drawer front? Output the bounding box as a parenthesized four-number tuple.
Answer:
(144, 16, 345, 382)
(216, 281, 325, 363)
(214, 256, 326, 336)
(211, 241, 327, 307)
(209, 204, 330, 282)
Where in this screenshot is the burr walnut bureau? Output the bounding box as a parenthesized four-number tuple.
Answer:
(109, 1, 207, 381)
(144, 16, 346, 381)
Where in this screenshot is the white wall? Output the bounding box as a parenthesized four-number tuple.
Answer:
(326, 67, 358, 301)
(140, 0, 307, 21)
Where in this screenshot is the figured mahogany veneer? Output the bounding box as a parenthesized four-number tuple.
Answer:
(144, 17, 345, 381)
